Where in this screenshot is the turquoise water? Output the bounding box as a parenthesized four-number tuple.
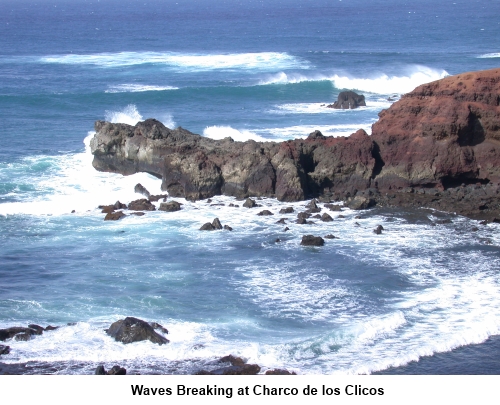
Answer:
(1, 0, 500, 374)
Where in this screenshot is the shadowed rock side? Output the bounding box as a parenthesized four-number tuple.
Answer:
(90, 68, 500, 219)
(91, 120, 376, 202)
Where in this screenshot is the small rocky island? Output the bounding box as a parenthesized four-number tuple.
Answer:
(90, 68, 500, 220)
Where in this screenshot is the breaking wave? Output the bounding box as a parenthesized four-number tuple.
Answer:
(39, 51, 310, 71)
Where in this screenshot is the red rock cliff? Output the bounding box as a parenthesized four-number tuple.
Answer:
(371, 68, 500, 191)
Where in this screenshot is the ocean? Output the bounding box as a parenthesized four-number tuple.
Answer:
(1, 0, 500, 375)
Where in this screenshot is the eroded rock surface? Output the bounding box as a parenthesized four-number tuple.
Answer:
(90, 68, 500, 219)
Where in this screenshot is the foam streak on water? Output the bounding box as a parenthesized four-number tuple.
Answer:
(39, 51, 309, 71)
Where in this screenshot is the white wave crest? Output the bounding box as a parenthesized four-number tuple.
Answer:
(104, 104, 143, 125)
(260, 123, 374, 140)
(103, 105, 175, 128)
(477, 53, 500, 58)
(330, 66, 449, 94)
(258, 72, 324, 85)
(39, 51, 309, 71)
(258, 66, 448, 95)
(105, 84, 179, 93)
(203, 126, 268, 142)
(272, 100, 392, 115)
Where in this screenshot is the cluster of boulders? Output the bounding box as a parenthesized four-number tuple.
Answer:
(98, 183, 179, 220)
(0, 324, 58, 343)
(195, 196, 393, 246)
(200, 217, 233, 231)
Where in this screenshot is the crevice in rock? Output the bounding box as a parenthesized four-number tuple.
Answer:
(371, 141, 385, 179)
(441, 175, 489, 189)
(458, 111, 485, 146)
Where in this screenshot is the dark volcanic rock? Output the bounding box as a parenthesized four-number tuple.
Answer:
(265, 369, 297, 375)
(159, 200, 181, 212)
(257, 210, 273, 216)
(128, 199, 156, 211)
(150, 322, 169, 334)
(15, 333, 32, 341)
(106, 317, 169, 345)
(148, 194, 167, 202)
(243, 198, 257, 208)
(95, 365, 106, 375)
(327, 91, 366, 109)
(374, 225, 384, 235)
(300, 235, 325, 246)
(90, 68, 500, 220)
(100, 205, 115, 214)
(325, 203, 342, 211)
(104, 211, 126, 221)
(321, 213, 333, 222)
(27, 324, 44, 335)
(0, 345, 10, 355)
(324, 234, 337, 239)
(0, 327, 38, 341)
(347, 196, 375, 210)
(200, 218, 224, 230)
(212, 218, 223, 229)
(107, 365, 127, 375)
(134, 183, 151, 198)
(195, 355, 261, 375)
(114, 201, 127, 210)
(279, 207, 294, 214)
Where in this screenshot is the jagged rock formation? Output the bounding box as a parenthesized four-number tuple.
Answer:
(91, 121, 375, 202)
(91, 68, 500, 219)
(327, 90, 366, 109)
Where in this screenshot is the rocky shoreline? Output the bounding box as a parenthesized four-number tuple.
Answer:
(90, 68, 500, 221)
(0, 319, 295, 375)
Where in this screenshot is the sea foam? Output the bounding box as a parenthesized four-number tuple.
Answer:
(39, 51, 309, 71)
(259, 65, 448, 95)
(105, 84, 179, 93)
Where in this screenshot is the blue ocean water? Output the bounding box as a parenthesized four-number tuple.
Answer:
(1, 0, 500, 374)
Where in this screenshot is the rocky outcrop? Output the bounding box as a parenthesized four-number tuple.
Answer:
(106, 317, 169, 345)
(300, 235, 325, 246)
(90, 68, 500, 219)
(327, 90, 366, 109)
(195, 355, 261, 375)
(91, 121, 376, 203)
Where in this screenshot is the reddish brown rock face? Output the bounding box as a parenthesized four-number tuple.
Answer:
(90, 67, 500, 219)
(371, 68, 500, 190)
